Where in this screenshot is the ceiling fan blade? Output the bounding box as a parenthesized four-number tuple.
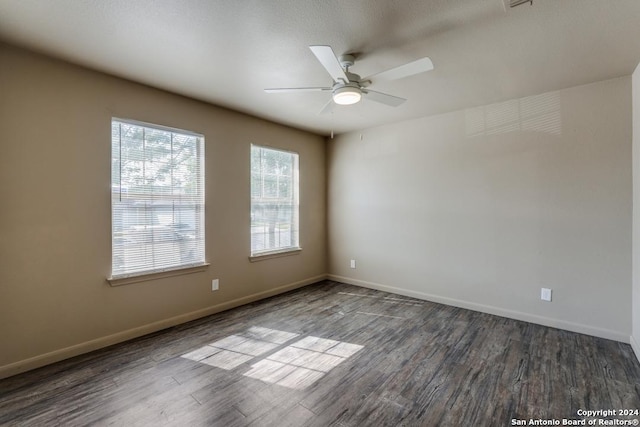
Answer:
(309, 45, 349, 83)
(318, 98, 335, 115)
(265, 87, 331, 93)
(364, 57, 434, 82)
(363, 89, 406, 107)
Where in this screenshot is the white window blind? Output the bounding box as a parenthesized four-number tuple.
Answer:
(111, 119, 205, 279)
(250, 145, 299, 256)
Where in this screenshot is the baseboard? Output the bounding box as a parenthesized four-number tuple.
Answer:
(630, 335, 640, 363)
(328, 274, 629, 343)
(0, 274, 327, 379)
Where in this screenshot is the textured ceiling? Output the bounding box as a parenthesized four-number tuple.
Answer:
(1, 0, 640, 136)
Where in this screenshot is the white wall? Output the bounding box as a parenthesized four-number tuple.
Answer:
(328, 77, 632, 341)
(632, 63, 640, 355)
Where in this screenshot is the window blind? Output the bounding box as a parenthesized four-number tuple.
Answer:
(111, 119, 205, 278)
(250, 145, 299, 255)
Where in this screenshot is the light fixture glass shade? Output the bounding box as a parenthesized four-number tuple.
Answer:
(333, 86, 362, 105)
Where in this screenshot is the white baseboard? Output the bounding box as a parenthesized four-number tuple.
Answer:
(328, 274, 629, 343)
(0, 274, 327, 379)
(630, 335, 640, 363)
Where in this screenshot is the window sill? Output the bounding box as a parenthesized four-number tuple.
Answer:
(249, 248, 302, 263)
(108, 263, 210, 286)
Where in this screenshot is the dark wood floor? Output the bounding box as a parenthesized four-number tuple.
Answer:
(2, 280, 640, 426)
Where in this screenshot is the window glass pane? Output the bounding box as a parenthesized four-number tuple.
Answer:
(111, 119, 205, 278)
(250, 145, 299, 255)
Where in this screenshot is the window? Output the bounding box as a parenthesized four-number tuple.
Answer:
(250, 145, 299, 257)
(111, 119, 205, 280)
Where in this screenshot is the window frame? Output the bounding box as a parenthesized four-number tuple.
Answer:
(249, 144, 301, 261)
(108, 118, 208, 285)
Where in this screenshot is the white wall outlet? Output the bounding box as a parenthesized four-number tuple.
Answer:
(212, 279, 219, 291)
(541, 287, 552, 302)
(350, 259, 356, 269)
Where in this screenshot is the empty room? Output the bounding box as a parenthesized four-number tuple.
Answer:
(2, 0, 640, 425)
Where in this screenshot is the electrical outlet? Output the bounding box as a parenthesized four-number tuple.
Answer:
(350, 259, 356, 269)
(541, 288, 552, 302)
(212, 279, 219, 291)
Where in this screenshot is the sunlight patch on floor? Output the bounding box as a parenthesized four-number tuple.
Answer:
(181, 327, 363, 389)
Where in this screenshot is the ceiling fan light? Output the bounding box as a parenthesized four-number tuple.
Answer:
(333, 86, 362, 105)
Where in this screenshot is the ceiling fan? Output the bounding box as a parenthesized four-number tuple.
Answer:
(265, 45, 434, 112)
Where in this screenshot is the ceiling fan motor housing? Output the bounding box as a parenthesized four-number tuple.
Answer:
(343, 71, 362, 84)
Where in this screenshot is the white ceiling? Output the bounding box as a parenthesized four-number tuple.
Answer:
(1, 0, 640, 136)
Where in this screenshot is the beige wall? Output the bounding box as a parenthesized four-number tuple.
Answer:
(328, 77, 632, 341)
(0, 43, 326, 377)
(633, 62, 640, 355)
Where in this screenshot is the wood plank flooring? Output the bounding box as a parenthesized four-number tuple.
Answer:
(2, 280, 640, 426)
